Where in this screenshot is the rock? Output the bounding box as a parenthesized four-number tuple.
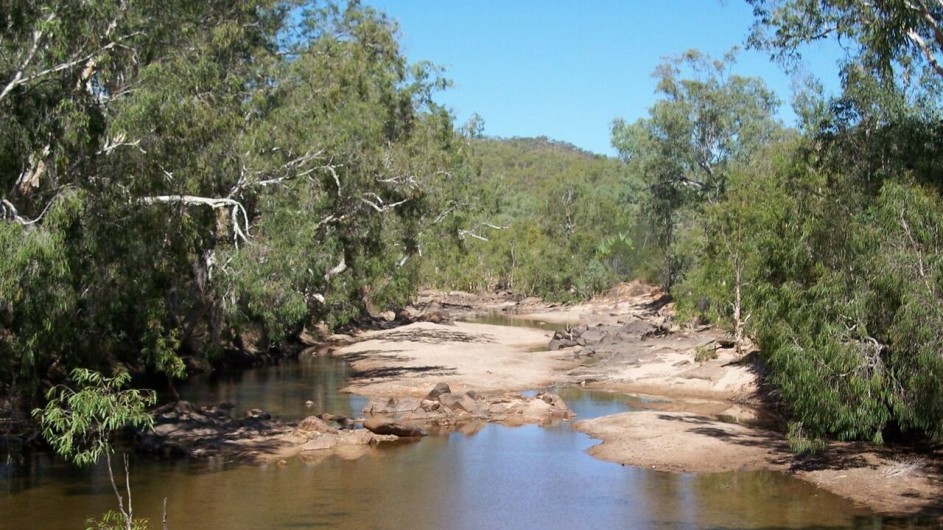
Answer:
(380, 310, 396, 322)
(465, 389, 480, 401)
(620, 320, 658, 337)
(363, 418, 427, 437)
(297, 325, 320, 346)
(420, 399, 441, 412)
(549, 338, 577, 350)
(425, 382, 453, 401)
(389, 397, 422, 414)
(438, 392, 462, 410)
(296, 416, 336, 434)
(364, 397, 396, 415)
(398, 305, 422, 321)
(184, 355, 212, 373)
(421, 303, 452, 324)
(237, 323, 268, 355)
(580, 329, 607, 343)
(537, 392, 565, 408)
(245, 409, 272, 420)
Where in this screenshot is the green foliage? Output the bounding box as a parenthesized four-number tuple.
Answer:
(85, 511, 148, 530)
(612, 49, 781, 287)
(32, 368, 155, 467)
(1, 1, 461, 398)
(694, 345, 718, 363)
(420, 136, 639, 301)
(748, 0, 943, 90)
(678, 119, 943, 443)
(786, 422, 828, 455)
(633, 16, 943, 446)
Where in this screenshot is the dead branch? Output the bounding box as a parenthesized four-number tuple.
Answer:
(323, 256, 347, 281)
(457, 222, 505, 242)
(361, 195, 408, 213)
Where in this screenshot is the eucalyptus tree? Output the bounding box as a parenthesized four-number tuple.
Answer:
(748, 0, 943, 83)
(611, 50, 780, 287)
(0, 1, 461, 403)
(683, 0, 943, 449)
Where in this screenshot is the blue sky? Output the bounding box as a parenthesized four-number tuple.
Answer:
(366, 1, 847, 156)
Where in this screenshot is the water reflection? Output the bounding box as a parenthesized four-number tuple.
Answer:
(0, 423, 892, 529)
(177, 355, 367, 421)
(0, 357, 936, 529)
(465, 313, 571, 332)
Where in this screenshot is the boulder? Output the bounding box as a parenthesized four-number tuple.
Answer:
(425, 382, 453, 401)
(420, 399, 441, 412)
(437, 392, 463, 411)
(363, 418, 427, 437)
(296, 416, 337, 435)
(245, 409, 272, 420)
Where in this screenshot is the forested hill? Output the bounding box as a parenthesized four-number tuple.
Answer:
(419, 136, 643, 300)
(471, 136, 621, 192)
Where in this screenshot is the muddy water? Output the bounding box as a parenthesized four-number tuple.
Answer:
(0, 355, 915, 529)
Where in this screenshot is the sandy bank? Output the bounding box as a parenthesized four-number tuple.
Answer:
(334, 320, 578, 397)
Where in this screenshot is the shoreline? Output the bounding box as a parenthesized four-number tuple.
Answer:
(329, 283, 943, 518)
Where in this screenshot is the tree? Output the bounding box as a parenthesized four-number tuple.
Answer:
(33, 368, 156, 530)
(748, 0, 943, 83)
(611, 49, 780, 287)
(0, 1, 462, 404)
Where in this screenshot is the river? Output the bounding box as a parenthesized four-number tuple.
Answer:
(0, 346, 929, 529)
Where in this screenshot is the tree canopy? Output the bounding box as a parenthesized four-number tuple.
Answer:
(0, 1, 460, 398)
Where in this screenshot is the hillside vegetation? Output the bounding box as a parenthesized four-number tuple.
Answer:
(421, 136, 643, 300)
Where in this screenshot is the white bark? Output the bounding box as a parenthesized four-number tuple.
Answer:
(139, 195, 250, 245)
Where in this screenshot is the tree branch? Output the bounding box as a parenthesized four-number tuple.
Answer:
(905, 0, 943, 78)
(361, 195, 408, 213)
(0, 13, 53, 103)
(139, 195, 250, 246)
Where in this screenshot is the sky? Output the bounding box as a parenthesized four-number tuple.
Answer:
(365, 1, 847, 156)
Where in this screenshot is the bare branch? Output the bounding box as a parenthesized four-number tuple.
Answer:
(1, 190, 67, 226)
(361, 196, 408, 213)
(139, 195, 250, 246)
(97, 133, 145, 156)
(323, 256, 347, 281)
(0, 13, 53, 102)
(458, 229, 489, 241)
(1, 37, 139, 102)
(905, 0, 943, 78)
(457, 222, 506, 242)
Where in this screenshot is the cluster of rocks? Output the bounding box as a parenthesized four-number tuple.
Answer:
(363, 382, 573, 427)
(548, 319, 669, 356)
(138, 401, 396, 462)
(137, 383, 574, 463)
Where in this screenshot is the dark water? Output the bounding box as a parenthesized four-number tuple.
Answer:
(465, 312, 571, 332)
(0, 355, 930, 529)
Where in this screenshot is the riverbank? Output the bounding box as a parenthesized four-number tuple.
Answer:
(327, 282, 942, 518)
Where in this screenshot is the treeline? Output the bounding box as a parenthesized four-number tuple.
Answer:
(621, 2, 943, 449)
(0, 1, 464, 402)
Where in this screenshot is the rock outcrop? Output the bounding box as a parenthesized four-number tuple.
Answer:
(363, 384, 573, 427)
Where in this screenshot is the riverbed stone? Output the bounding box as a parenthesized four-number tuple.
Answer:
(420, 399, 441, 412)
(425, 382, 453, 400)
(363, 418, 427, 437)
(296, 416, 337, 435)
